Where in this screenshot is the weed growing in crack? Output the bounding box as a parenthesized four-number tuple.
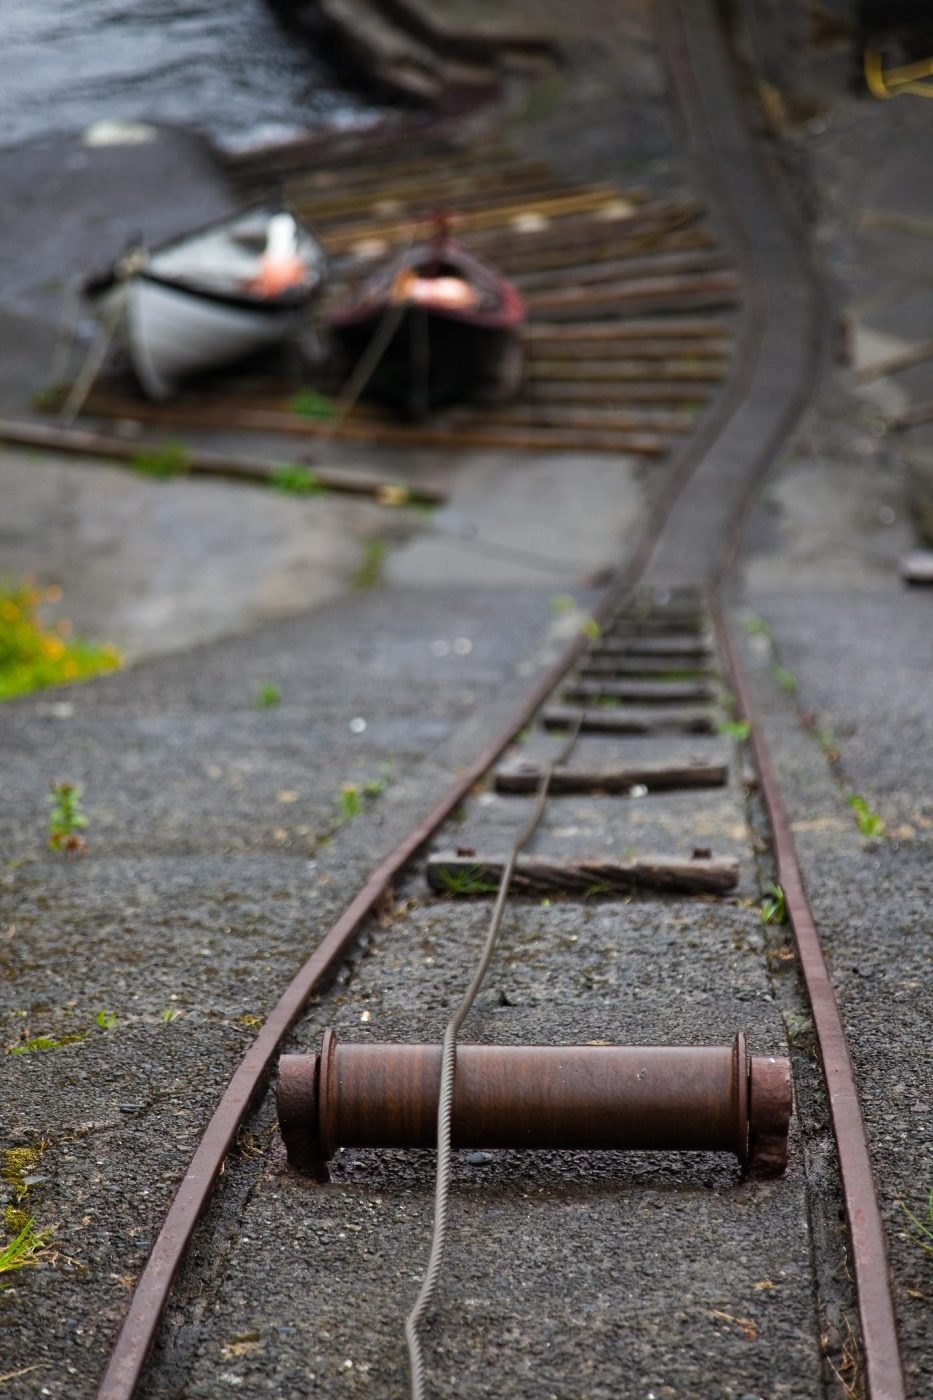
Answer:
(849, 795, 885, 839)
(47, 782, 87, 853)
(353, 540, 388, 590)
(270, 464, 324, 497)
(760, 881, 786, 925)
(718, 719, 751, 741)
(433, 864, 501, 897)
(899, 1189, 933, 1255)
(0, 1216, 54, 1282)
(255, 682, 282, 709)
(131, 442, 190, 479)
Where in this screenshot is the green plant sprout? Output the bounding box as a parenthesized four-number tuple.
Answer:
(131, 442, 190, 479)
(9, 1030, 87, 1055)
(290, 389, 335, 420)
(270, 464, 324, 497)
(899, 1189, 933, 1255)
(255, 683, 282, 709)
(744, 614, 772, 638)
(47, 782, 88, 853)
(337, 768, 391, 822)
(338, 785, 363, 820)
(353, 539, 387, 590)
(0, 1216, 53, 1282)
(849, 795, 885, 838)
(761, 882, 786, 925)
(95, 1010, 117, 1030)
(433, 865, 501, 896)
(718, 719, 751, 741)
(772, 665, 797, 693)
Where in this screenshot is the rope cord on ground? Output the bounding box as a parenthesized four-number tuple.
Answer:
(404, 709, 586, 1400)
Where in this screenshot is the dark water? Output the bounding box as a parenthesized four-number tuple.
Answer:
(0, 1, 379, 152)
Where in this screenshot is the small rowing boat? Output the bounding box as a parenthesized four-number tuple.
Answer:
(327, 228, 525, 420)
(84, 208, 327, 400)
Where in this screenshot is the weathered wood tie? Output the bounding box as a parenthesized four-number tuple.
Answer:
(0, 417, 446, 505)
(494, 759, 727, 794)
(591, 635, 712, 657)
(427, 851, 739, 896)
(563, 678, 717, 705)
(576, 657, 714, 677)
(541, 706, 717, 735)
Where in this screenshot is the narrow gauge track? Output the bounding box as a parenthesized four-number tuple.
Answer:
(97, 2, 905, 1397)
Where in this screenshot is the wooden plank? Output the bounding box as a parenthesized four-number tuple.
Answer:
(0, 417, 446, 504)
(524, 317, 732, 341)
(563, 678, 716, 704)
(494, 759, 727, 794)
(590, 635, 713, 658)
(541, 705, 717, 735)
(288, 161, 557, 210)
(529, 292, 740, 321)
(444, 404, 694, 434)
(524, 337, 732, 360)
(496, 228, 716, 276)
(78, 394, 669, 456)
(527, 360, 728, 383)
(514, 249, 733, 292)
(426, 851, 739, 896)
(319, 188, 652, 251)
(524, 270, 741, 313)
(302, 176, 581, 224)
(576, 656, 714, 677)
(524, 381, 710, 405)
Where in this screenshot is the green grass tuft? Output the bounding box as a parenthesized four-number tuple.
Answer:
(290, 389, 336, 420)
(270, 464, 325, 497)
(255, 683, 282, 709)
(760, 881, 786, 925)
(131, 442, 190, 479)
(849, 794, 885, 838)
(0, 1215, 53, 1281)
(47, 782, 88, 853)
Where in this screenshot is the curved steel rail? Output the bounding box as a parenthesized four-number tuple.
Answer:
(97, 2, 904, 1396)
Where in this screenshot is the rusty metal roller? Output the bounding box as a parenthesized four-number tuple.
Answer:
(277, 1029, 792, 1180)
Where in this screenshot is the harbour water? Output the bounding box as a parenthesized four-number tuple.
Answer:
(0, 0, 378, 152)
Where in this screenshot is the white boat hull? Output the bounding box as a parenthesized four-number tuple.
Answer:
(98, 276, 300, 400)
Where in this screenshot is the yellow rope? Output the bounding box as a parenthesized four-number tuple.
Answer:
(865, 47, 933, 100)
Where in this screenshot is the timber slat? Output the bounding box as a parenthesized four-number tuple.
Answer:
(79, 395, 670, 456)
(576, 656, 714, 676)
(426, 851, 740, 897)
(523, 317, 734, 341)
(513, 249, 733, 291)
(591, 635, 713, 658)
(541, 705, 718, 735)
(523, 337, 732, 361)
(527, 360, 728, 383)
(563, 678, 717, 704)
(524, 270, 741, 312)
(523, 382, 710, 405)
(0, 417, 446, 503)
(494, 760, 728, 794)
(319, 187, 651, 251)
